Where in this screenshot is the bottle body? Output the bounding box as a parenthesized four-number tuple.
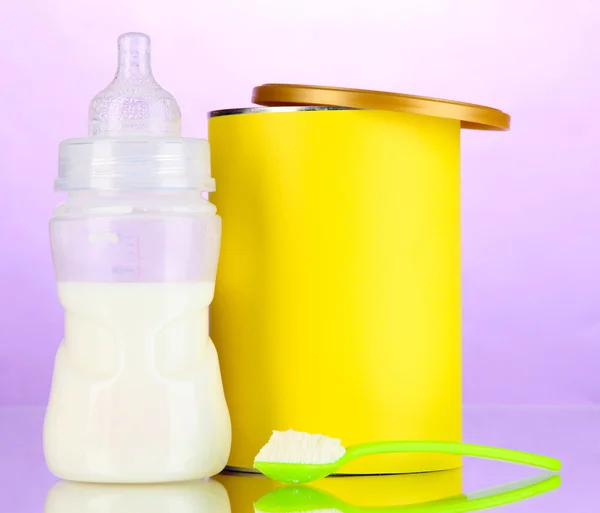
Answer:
(44, 191, 230, 483)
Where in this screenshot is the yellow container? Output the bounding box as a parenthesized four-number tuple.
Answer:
(208, 85, 509, 474)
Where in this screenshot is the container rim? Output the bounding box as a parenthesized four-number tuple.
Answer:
(208, 106, 356, 118)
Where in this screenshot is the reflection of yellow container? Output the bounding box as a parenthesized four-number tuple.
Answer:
(215, 470, 463, 513)
(209, 85, 510, 475)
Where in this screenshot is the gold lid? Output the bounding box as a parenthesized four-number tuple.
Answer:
(252, 84, 510, 131)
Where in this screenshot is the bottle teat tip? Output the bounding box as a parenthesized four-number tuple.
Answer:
(119, 32, 150, 44)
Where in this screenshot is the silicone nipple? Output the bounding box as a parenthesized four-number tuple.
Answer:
(88, 32, 181, 137)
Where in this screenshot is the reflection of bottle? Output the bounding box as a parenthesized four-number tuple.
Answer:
(45, 479, 231, 513)
(43, 32, 230, 483)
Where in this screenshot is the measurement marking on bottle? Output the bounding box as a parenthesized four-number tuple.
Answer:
(108, 234, 143, 279)
(111, 265, 137, 276)
(136, 236, 142, 279)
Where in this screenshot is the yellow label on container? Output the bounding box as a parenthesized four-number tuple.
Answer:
(209, 108, 461, 474)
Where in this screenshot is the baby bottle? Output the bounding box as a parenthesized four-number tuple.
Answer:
(43, 33, 231, 483)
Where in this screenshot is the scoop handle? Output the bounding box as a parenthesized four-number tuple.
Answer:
(343, 441, 561, 471)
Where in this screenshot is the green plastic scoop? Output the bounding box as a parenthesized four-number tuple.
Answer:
(254, 440, 561, 484)
(254, 472, 561, 513)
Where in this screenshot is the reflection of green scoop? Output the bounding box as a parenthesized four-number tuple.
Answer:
(254, 473, 560, 513)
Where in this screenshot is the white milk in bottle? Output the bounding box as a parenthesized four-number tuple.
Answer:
(43, 32, 231, 483)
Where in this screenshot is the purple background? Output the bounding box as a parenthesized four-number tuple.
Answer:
(1, 0, 598, 406)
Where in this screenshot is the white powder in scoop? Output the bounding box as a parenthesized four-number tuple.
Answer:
(254, 430, 346, 465)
